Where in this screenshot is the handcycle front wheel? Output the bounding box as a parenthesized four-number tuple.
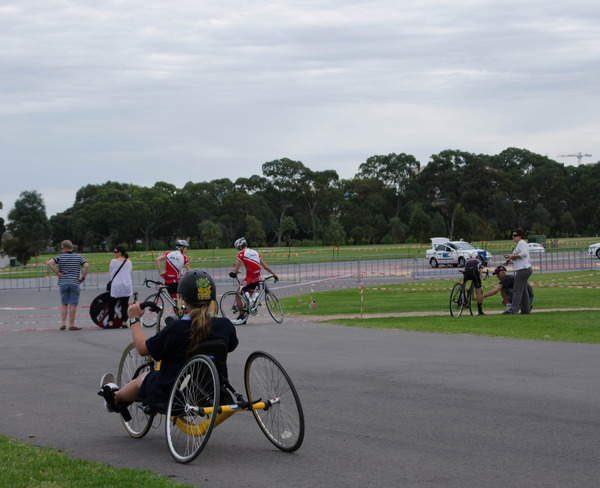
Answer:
(141, 293, 164, 328)
(264, 289, 284, 323)
(244, 351, 304, 452)
(165, 355, 220, 464)
(449, 283, 465, 318)
(219, 290, 249, 322)
(117, 343, 155, 438)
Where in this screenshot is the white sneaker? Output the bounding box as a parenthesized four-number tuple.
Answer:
(99, 373, 119, 412)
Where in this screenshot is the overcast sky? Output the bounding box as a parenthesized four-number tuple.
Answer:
(1, 0, 599, 221)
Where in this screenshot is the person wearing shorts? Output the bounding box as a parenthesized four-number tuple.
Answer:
(462, 254, 486, 316)
(229, 237, 279, 324)
(155, 240, 191, 299)
(47, 240, 89, 330)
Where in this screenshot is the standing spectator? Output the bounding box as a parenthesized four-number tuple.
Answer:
(107, 245, 133, 328)
(47, 240, 89, 330)
(503, 228, 533, 314)
(155, 240, 191, 300)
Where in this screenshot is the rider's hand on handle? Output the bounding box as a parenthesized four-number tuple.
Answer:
(127, 303, 145, 319)
(229, 271, 238, 278)
(273, 274, 279, 283)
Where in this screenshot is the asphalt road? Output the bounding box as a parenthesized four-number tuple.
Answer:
(1, 287, 600, 488)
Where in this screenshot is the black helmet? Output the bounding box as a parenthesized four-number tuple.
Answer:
(177, 270, 216, 305)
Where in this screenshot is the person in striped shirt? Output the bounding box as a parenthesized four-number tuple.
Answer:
(48, 240, 89, 330)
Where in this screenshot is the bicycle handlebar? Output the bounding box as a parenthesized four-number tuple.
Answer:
(143, 278, 164, 288)
(139, 300, 162, 312)
(228, 273, 278, 284)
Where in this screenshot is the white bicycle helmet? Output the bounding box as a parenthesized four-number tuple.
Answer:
(176, 239, 189, 249)
(234, 237, 246, 249)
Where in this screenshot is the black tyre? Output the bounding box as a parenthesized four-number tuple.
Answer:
(450, 283, 464, 318)
(429, 258, 439, 268)
(219, 290, 249, 323)
(244, 351, 304, 452)
(141, 293, 164, 328)
(265, 290, 284, 323)
(458, 256, 466, 267)
(165, 355, 219, 464)
(117, 343, 155, 438)
(466, 286, 474, 316)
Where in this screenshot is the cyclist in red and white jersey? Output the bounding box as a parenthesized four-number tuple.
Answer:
(156, 240, 191, 299)
(229, 237, 278, 323)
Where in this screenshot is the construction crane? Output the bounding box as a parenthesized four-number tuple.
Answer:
(557, 152, 592, 165)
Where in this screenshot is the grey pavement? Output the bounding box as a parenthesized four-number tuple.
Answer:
(1, 287, 600, 487)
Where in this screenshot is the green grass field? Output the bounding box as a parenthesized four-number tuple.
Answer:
(281, 270, 600, 343)
(0, 436, 193, 488)
(6, 236, 600, 273)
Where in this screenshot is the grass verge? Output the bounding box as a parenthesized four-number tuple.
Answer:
(0, 435, 192, 488)
(282, 270, 600, 343)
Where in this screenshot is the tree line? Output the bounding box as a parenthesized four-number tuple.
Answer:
(3, 147, 600, 263)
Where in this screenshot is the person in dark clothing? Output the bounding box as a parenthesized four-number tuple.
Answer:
(482, 265, 534, 311)
(462, 254, 487, 316)
(99, 270, 238, 412)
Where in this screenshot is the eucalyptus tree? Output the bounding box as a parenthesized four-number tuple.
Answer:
(5, 190, 49, 263)
(70, 182, 135, 250)
(357, 153, 420, 217)
(262, 158, 307, 246)
(339, 177, 388, 244)
(132, 182, 177, 251)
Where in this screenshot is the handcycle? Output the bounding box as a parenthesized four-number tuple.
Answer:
(140, 278, 186, 328)
(115, 301, 304, 463)
(219, 274, 284, 325)
(449, 268, 489, 317)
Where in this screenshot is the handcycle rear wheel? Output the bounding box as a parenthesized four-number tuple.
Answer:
(264, 289, 284, 323)
(165, 355, 220, 464)
(219, 290, 249, 323)
(141, 293, 164, 328)
(244, 351, 304, 452)
(117, 343, 155, 438)
(449, 283, 465, 318)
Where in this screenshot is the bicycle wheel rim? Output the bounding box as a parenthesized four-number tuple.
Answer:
(166, 355, 219, 463)
(141, 293, 164, 328)
(265, 290, 284, 323)
(244, 351, 304, 452)
(219, 291, 248, 322)
(449, 283, 464, 318)
(117, 343, 154, 438)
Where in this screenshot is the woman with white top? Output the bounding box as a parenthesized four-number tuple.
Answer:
(503, 228, 533, 314)
(107, 245, 133, 327)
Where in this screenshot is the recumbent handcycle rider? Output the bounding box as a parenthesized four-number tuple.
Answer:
(98, 269, 238, 416)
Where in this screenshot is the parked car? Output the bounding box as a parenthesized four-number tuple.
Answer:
(527, 242, 545, 253)
(588, 242, 600, 259)
(425, 238, 492, 268)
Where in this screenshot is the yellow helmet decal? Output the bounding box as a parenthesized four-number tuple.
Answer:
(196, 277, 212, 300)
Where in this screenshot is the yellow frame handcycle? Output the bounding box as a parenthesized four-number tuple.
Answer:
(116, 301, 304, 463)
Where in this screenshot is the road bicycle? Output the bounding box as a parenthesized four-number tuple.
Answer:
(449, 269, 489, 317)
(115, 301, 304, 463)
(140, 278, 186, 328)
(219, 274, 283, 325)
